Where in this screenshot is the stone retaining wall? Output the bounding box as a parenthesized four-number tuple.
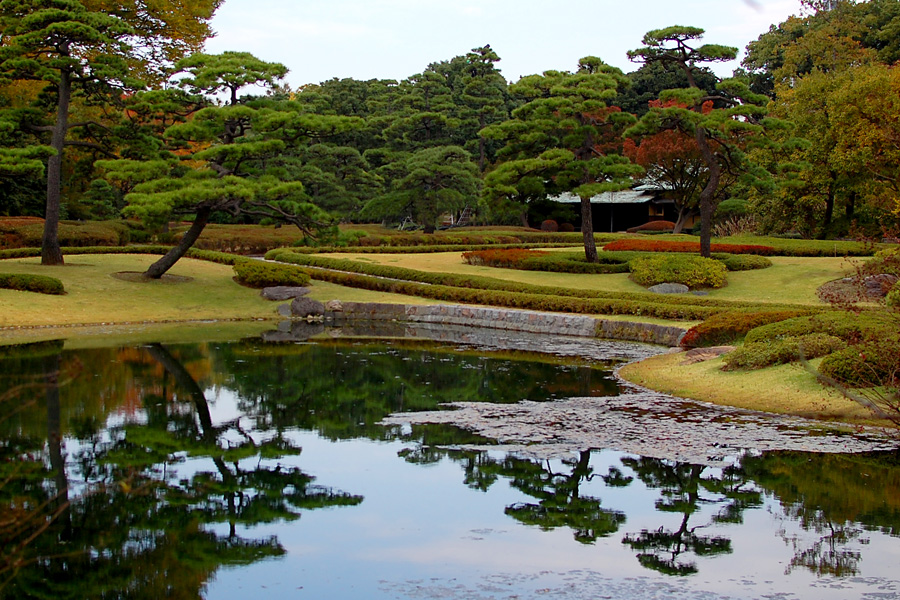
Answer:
(326, 302, 686, 347)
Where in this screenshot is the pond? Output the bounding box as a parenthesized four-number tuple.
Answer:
(1, 322, 899, 600)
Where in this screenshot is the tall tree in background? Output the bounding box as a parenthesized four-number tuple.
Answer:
(484, 57, 641, 262)
(0, 0, 141, 265)
(0, 0, 221, 264)
(627, 26, 774, 257)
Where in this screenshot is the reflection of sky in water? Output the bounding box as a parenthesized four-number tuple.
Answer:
(198, 423, 900, 600)
(27, 337, 900, 600)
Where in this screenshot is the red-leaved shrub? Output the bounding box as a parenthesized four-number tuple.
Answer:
(604, 238, 776, 255)
(626, 220, 676, 233)
(462, 248, 549, 268)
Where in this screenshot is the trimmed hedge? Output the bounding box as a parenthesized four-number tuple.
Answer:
(233, 260, 310, 288)
(743, 311, 892, 345)
(713, 253, 773, 271)
(630, 254, 728, 289)
(0, 273, 65, 295)
(462, 248, 631, 274)
(291, 242, 580, 254)
(722, 333, 846, 371)
(605, 238, 777, 255)
(626, 220, 675, 234)
(819, 341, 899, 387)
(267, 249, 821, 320)
(680, 310, 810, 348)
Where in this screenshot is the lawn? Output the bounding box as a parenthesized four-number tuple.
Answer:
(0, 254, 277, 328)
(618, 352, 883, 426)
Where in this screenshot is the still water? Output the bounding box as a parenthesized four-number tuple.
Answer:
(1, 323, 899, 599)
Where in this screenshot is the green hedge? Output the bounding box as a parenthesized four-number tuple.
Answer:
(743, 311, 892, 345)
(267, 249, 821, 320)
(819, 341, 899, 387)
(722, 333, 846, 371)
(233, 260, 310, 288)
(0, 273, 65, 295)
(712, 253, 773, 271)
(630, 254, 728, 289)
(679, 310, 811, 348)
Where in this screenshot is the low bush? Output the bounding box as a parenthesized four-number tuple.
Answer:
(819, 341, 900, 387)
(232, 260, 310, 288)
(626, 220, 676, 233)
(462, 248, 549, 268)
(540, 219, 559, 232)
(680, 309, 810, 348)
(712, 253, 773, 271)
(743, 311, 892, 345)
(0, 273, 65, 295)
(722, 333, 846, 371)
(887, 281, 900, 308)
(605, 238, 777, 255)
(630, 254, 728, 289)
(559, 223, 575, 232)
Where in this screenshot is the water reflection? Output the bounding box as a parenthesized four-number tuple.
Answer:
(0, 335, 898, 599)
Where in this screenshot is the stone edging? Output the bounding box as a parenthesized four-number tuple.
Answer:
(325, 302, 687, 347)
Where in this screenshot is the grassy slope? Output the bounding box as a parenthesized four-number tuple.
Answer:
(618, 353, 882, 426)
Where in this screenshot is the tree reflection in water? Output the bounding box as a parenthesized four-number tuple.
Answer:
(2, 337, 900, 596)
(0, 341, 362, 599)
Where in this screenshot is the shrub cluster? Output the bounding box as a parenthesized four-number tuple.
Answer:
(722, 333, 846, 371)
(680, 310, 810, 348)
(0, 273, 65, 295)
(605, 238, 777, 255)
(630, 254, 728, 289)
(232, 259, 311, 288)
(819, 341, 899, 387)
(462, 248, 549, 268)
(743, 311, 891, 345)
(626, 220, 676, 234)
(712, 253, 773, 271)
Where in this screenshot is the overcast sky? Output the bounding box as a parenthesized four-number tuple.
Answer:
(204, 0, 804, 88)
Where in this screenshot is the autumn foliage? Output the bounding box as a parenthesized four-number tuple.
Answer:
(603, 238, 777, 255)
(462, 248, 549, 268)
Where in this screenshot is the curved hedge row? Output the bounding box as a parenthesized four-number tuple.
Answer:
(0, 273, 65, 295)
(266, 249, 822, 318)
(291, 242, 581, 254)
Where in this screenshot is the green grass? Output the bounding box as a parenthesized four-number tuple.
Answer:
(0, 255, 278, 328)
(619, 352, 885, 426)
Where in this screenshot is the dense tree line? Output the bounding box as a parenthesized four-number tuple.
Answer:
(1, 0, 899, 272)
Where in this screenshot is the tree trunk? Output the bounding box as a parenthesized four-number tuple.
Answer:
(42, 69, 71, 266)
(673, 206, 691, 234)
(44, 353, 71, 534)
(818, 182, 835, 240)
(144, 206, 212, 279)
(519, 210, 530, 229)
(580, 196, 598, 263)
(694, 128, 721, 258)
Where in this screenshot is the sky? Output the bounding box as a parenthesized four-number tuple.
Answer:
(204, 0, 805, 88)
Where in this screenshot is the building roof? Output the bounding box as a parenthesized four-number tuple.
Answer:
(550, 190, 655, 205)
